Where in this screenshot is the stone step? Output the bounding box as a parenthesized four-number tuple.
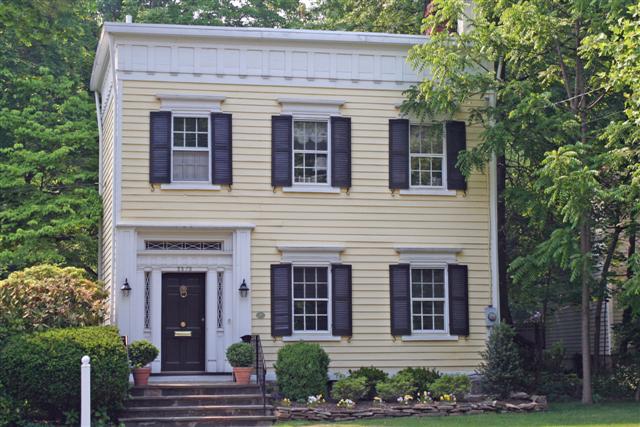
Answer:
(126, 393, 270, 407)
(121, 404, 273, 418)
(131, 383, 261, 397)
(120, 415, 276, 427)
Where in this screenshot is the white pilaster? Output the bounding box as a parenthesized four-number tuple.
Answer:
(205, 269, 218, 372)
(114, 228, 136, 339)
(151, 269, 163, 373)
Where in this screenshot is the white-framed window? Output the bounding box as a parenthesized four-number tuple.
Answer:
(172, 115, 210, 182)
(293, 119, 329, 185)
(410, 267, 448, 333)
(292, 266, 330, 332)
(409, 124, 445, 188)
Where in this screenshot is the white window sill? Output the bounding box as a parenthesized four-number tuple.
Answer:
(282, 185, 341, 194)
(160, 183, 221, 191)
(400, 188, 457, 196)
(401, 334, 459, 341)
(283, 334, 341, 342)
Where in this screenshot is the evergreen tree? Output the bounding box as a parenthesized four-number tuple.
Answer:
(478, 323, 527, 398)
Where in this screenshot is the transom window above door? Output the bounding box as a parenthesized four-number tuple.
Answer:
(411, 268, 447, 332)
(293, 120, 329, 184)
(172, 116, 209, 182)
(293, 266, 329, 332)
(410, 124, 444, 188)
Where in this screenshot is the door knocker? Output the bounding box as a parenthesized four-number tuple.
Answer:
(179, 285, 188, 298)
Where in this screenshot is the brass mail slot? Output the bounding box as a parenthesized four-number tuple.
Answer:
(174, 331, 192, 337)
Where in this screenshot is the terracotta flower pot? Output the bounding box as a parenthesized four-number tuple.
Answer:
(233, 367, 253, 384)
(132, 366, 152, 387)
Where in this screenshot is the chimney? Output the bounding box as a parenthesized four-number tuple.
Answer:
(125, 15, 133, 24)
(422, 0, 457, 35)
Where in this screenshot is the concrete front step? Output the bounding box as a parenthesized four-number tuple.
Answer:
(126, 393, 270, 407)
(121, 404, 274, 418)
(119, 415, 276, 427)
(130, 383, 261, 397)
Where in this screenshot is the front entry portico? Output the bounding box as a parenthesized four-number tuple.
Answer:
(112, 223, 253, 373)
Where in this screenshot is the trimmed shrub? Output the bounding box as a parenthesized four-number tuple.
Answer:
(0, 326, 129, 420)
(396, 367, 441, 393)
(375, 375, 416, 402)
(0, 265, 107, 342)
(478, 323, 526, 397)
(274, 342, 330, 401)
(226, 342, 254, 367)
(349, 366, 388, 399)
(128, 340, 159, 368)
(331, 376, 368, 402)
(429, 374, 471, 399)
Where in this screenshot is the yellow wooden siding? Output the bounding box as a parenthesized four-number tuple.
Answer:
(101, 95, 115, 322)
(120, 80, 492, 373)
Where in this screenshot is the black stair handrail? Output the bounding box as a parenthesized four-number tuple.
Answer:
(251, 334, 267, 415)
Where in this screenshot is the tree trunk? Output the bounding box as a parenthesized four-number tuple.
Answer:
(497, 154, 512, 324)
(593, 225, 621, 373)
(580, 220, 593, 404)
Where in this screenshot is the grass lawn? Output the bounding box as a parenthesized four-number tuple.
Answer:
(276, 401, 640, 427)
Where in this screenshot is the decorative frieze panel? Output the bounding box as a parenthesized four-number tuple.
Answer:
(115, 42, 427, 89)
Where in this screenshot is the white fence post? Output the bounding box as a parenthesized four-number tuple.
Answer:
(81, 355, 91, 427)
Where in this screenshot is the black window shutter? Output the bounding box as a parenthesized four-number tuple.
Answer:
(149, 111, 172, 183)
(389, 119, 410, 189)
(331, 264, 352, 336)
(446, 121, 467, 190)
(211, 112, 232, 185)
(271, 115, 293, 187)
(448, 264, 469, 336)
(271, 263, 292, 337)
(331, 116, 351, 188)
(390, 264, 411, 336)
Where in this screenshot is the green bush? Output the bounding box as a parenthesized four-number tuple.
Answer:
(375, 375, 416, 402)
(226, 342, 254, 367)
(349, 366, 388, 399)
(429, 374, 471, 399)
(538, 372, 581, 401)
(331, 376, 368, 402)
(0, 326, 129, 420)
(478, 323, 527, 398)
(0, 265, 107, 343)
(128, 340, 159, 368)
(396, 367, 441, 393)
(274, 342, 330, 401)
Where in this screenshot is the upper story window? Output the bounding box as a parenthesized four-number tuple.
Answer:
(411, 268, 447, 332)
(293, 120, 329, 185)
(409, 124, 445, 188)
(293, 266, 330, 332)
(172, 116, 209, 182)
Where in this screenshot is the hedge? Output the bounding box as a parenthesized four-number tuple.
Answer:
(0, 326, 129, 419)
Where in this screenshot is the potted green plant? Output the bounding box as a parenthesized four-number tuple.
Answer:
(128, 340, 159, 386)
(226, 342, 254, 384)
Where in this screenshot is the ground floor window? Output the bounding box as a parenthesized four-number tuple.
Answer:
(411, 268, 447, 332)
(292, 266, 329, 332)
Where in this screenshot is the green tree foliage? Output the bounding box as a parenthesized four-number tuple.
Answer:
(406, 0, 640, 403)
(314, 0, 424, 34)
(0, 0, 100, 277)
(99, 0, 313, 28)
(0, 265, 107, 342)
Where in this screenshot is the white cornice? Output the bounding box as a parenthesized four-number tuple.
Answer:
(102, 22, 427, 46)
(278, 98, 345, 116)
(116, 221, 255, 230)
(277, 244, 345, 253)
(394, 246, 463, 254)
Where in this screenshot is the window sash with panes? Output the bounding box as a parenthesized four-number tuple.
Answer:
(172, 116, 209, 182)
(292, 266, 330, 332)
(293, 120, 329, 184)
(409, 124, 445, 187)
(411, 268, 447, 332)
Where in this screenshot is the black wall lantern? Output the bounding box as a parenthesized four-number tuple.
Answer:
(238, 279, 249, 298)
(121, 278, 131, 297)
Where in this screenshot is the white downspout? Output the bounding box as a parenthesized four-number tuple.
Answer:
(488, 92, 500, 322)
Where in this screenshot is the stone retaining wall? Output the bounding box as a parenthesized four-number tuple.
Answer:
(275, 394, 547, 422)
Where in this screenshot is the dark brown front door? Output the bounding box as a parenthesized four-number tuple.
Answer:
(162, 273, 206, 372)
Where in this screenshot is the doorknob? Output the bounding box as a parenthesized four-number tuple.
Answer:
(180, 321, 186, 328)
